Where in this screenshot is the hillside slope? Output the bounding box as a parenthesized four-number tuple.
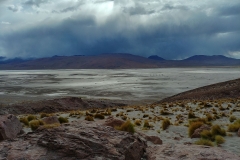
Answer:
(158, 78, 240, 103)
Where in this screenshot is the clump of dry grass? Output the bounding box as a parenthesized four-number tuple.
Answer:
(29, 120, 44, 130)
(188, 121, 203, 137)
(211, 125, 226, 136)
(19, 117, 29, 126)
(143, 114, 149, 118)
(143, 120, 150, 128)
(215, 135, 225, 145)
(42, 123, 60, 129)
(229, 115, 237, 123)
(228, 119, 240, 132)
(58, 117, 69, 123)
(40, 113, 50, 118)
(85, 116, 94, 121)
(200, 130, 213, 140)
(160, 109, 171, 115)
(206, 114, 214, 121)
(134, 119, 141, 126)
(115, 120, 135, 133)
(188, 111, 197, 119)
(195, 139, 214, 146)
(27, 115, 36, 122)
(162, 119, 170, 130)
(94, 113, 105, 119)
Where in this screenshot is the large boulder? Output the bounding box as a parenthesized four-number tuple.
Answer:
(147, 144, 240, 160)
(191, 124, 211, 138)
(0, 114, 22, 140)
(103, 116, 125, 128)
(42, 116, 60, 125)
(0, 120, 147, 160)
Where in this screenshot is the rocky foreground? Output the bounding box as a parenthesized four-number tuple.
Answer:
(1, 78, 240, 159)
(0, 114, 240, 160)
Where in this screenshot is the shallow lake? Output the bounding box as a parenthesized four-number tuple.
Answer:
(0, 68, 239, 104)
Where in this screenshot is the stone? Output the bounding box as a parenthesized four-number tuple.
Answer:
(0, 120, 147, 160)
(191, 124, 211, 138)
(103, 116, 125, 128)
(145, 136, 162, 145)
(147, 144, 240, 160)
(238, 128, 240, 137)
(42, 116, 60, 125)
(0, 114, 22, 140)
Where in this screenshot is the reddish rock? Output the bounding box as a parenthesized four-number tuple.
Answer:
(103, 116, 125, 127)
(191, 124, 211, 138)
(145, 136, 162, 145)
(42, 116, 59, 125)
(0, 114, 22, 140)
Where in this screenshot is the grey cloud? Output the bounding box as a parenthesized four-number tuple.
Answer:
(1, 0, 240, 59)
(7, 5, 20, 12)
(23, 0, 49, 7)
(161, 4, 189, 11)
(123, 6, 155, 15)
(218, 3, 240, 16)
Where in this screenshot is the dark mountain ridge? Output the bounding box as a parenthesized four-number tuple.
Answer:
(0, 53, 239, 69)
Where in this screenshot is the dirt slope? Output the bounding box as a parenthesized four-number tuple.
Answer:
(158, 78, 240, 103)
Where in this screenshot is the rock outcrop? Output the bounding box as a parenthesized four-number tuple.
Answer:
(147, 144, 240, 160)
(42, 116, 59, 125)
(191, 124, 211, 138)
(0, 120, 147, 160)
(0, 114, 22, 140)
(103, 116, 125, 128)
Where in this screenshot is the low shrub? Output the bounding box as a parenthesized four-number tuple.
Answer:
(215, 135, 225, 145)
(229, 115, 237, 123)
(42, 123, 60, 129)
(188, 111, 197, 119)
(195, 139, 214, 146)
(134, 119, 141, 126)
(143, 120, 150, 128)
(211, 125, 226, 136)
(206, 114, 214, 121)
(143, 114, 149, 118)
(188, 121, 203, 137)
(29, 120, 44, 131)
(160, 110, 170, 115)
(94, 113, 105, 119)
(162, 119, 170, 130)
(40, 113, 49, 118)
(200, 130, 213, 140)
(85, 116, 94, 121)
(115, 120, 135, 133)
(27, 115, 36, 122)
(58, 117, 69, 123)
(228, 119, 240, 132)
(19, 117, 29, 126)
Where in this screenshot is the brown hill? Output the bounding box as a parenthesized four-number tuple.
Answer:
(158, 78, 240, 103)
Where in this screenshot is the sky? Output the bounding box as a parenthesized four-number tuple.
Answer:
(0, 0, 240, 60)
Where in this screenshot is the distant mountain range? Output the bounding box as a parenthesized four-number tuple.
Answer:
(0, 53, 239, 69)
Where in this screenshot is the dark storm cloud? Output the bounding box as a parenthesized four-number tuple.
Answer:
(23, 0, 49, 7)
(218, 3, 240, 16)
(1, 0, 240, 59)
